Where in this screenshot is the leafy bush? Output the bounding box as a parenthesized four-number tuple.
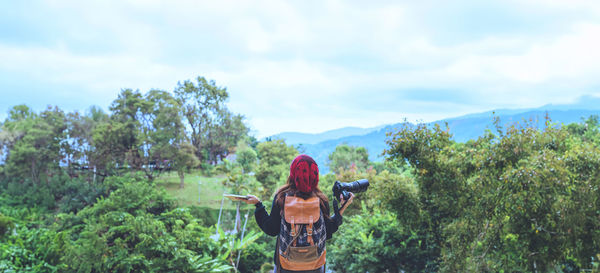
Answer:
(57, 175, 260, 272)
(328, 208, 426, 273)
(0, 206, 68, 272)
(237, 241, 271, 273)
(3, 180, 56, 210)
(0, 173, 108, 213)
(54, 178, 107, 214)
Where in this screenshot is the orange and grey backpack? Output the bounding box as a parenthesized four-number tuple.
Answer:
(278, 194, 327, 271)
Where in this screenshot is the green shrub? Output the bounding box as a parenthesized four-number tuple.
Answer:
(0, 209, 68, 272)
(55, 178, 107, 214)
(237, 241, 271, 273)
(4, 180, 56, 210)
(328, 208, 426, 273)
(57, 175, 260, 272)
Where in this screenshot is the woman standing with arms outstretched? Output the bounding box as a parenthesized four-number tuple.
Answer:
(243, 154, 353, 273)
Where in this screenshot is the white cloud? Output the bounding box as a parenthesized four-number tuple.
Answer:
(444, 22, 600, 83)
(2, 0, 600, 137)
(0, 44, 187, 93)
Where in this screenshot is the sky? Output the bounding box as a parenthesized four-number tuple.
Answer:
(1, 0, 600, 138)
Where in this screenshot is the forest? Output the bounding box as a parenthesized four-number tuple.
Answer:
(1, 76, 600, 272)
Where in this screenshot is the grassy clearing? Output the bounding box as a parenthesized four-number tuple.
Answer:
(156, 171, 237, 209)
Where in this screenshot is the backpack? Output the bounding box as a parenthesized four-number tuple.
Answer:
(278, 194, 327, 271)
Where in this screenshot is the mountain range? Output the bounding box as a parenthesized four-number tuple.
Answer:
(270, 95, 600, 174)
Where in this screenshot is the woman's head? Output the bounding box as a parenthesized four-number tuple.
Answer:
(289, 154, 319, 193)
(275, 154, 330, 216)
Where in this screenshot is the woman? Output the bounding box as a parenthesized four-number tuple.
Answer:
(243, 154, 353, 273)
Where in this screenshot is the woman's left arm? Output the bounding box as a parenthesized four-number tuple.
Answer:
(247, 195, 281, 236)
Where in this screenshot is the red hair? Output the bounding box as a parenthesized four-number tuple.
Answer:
(274, 155, 330, 218)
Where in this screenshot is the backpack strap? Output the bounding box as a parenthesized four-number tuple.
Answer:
(306, 215, 314, 245)
(285, 226, 303, 255)
(290, 215, 296, 237)
(292, 224, 301, 247)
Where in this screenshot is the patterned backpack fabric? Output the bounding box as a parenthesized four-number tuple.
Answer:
(278, 194, 327, 271)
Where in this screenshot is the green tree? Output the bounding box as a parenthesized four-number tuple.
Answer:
(566, 115, 600, 144)
(91, 89, 147, 176)
(1, 105, 67, 184)
(175, 76, 249, 165)
(0, 105, 35, 179)
(96, 89, 196, 181)
(384, 122, 462, 271)
(254, 139, 297, 200)
(328, 144, 370, 174)
(64, 106, 109, 180)
(207, 111, 249, 165)
(91, 119, 134, 176)
(235, 142, 258, 174)
(173, 142, 199, 189)
(139, 90, 187, 180)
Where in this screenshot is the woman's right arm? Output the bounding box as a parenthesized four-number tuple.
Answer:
(325, 192, 354, 239)
(254, 198, 281, 236)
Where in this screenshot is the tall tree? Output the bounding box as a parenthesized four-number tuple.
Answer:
(254, 139, 298, 199)
(64, 106, 109, 179)
(1, 105, 67, 184)
(88, 89, 147, 177)
(172, 142, 198, 189)
(143, 89, 197, 183)
(91, 119, 133, 177)
(0, 105, 36, 181)
(100, 89, 197, 181)
(207, 112, 249, 164)
(175, 76, 248, 165)
(139, 90, 181, 179)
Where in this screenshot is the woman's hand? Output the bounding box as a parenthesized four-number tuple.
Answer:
(242, 195, 260, 205)
(339, 192, 354, 215)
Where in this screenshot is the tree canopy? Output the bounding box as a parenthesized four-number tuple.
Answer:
(1, 77, 248, 184)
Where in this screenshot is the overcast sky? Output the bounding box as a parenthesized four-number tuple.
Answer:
(1, 0, 600, 138)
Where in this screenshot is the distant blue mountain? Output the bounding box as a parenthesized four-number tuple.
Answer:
(449, 95, 600, 120)
(271, 125, 384, 145)
(272, 95, 600, 174)
(435, 109, 600, 142)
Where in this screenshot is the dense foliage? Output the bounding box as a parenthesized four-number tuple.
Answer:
(0, 175, 259, 273)
(380, 117, 600, 272)
(2, 75, 600, 272)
